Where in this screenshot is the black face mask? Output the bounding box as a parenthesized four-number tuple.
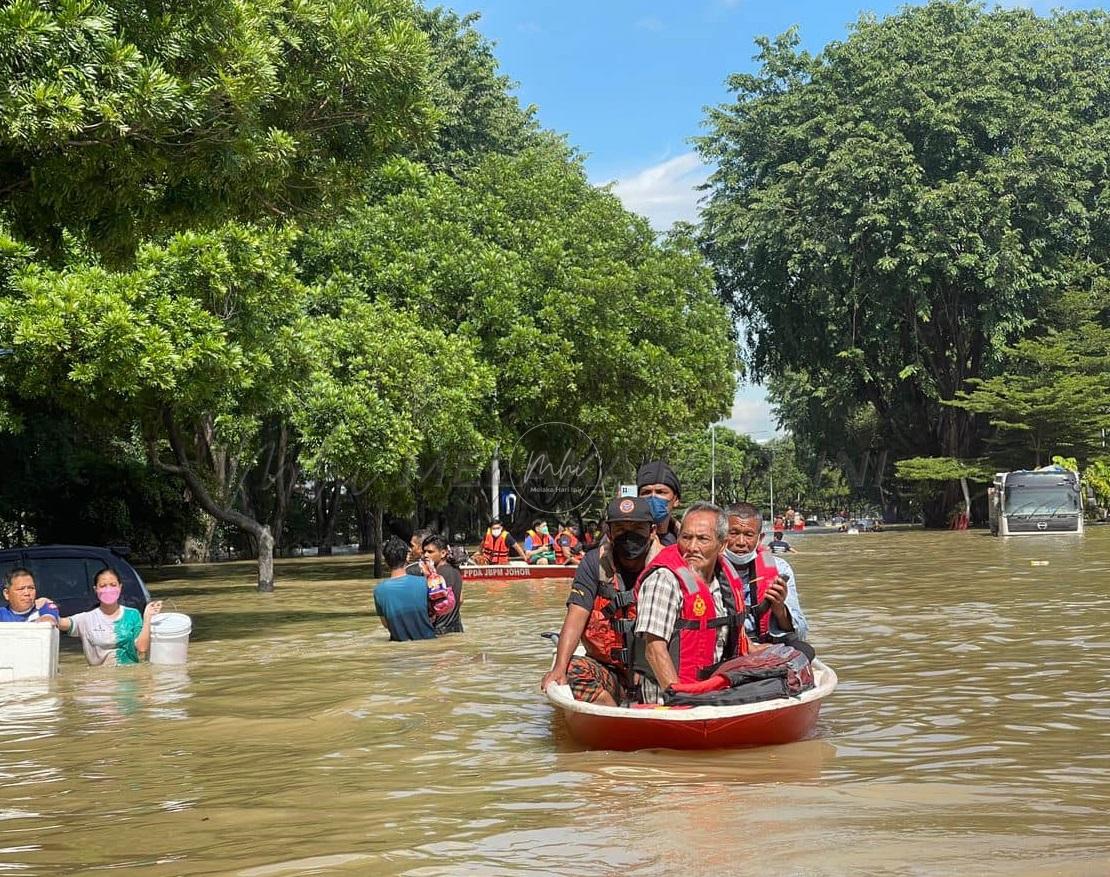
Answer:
(613, 531, 650, 562)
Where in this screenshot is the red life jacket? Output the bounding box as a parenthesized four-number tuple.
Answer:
(480, 529, 510, 564)
(632, 543, 748, 685)
(555, 532, 578, 562)
(581, 544, 638, 674)
(742, 546, 780, 640)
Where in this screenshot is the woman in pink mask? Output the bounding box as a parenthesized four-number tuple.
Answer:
(58, 569, 163, 666)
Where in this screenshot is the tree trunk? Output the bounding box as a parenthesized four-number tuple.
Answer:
(257, 526, 275, 592)
(351, 489, 374, 552)
(373, 505, 384, 578)
(316, 481, 340, 555)
(153, 410, 277, 590)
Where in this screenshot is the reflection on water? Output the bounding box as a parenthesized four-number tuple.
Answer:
(1, 530, 1108, 875)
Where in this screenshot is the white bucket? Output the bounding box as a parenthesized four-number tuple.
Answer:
(149, 612, 192, 665)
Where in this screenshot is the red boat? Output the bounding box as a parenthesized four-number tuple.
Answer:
(460, 564, 576, 581)
(545, 660, 838, 751)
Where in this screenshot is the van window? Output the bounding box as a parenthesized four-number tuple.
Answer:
(24, 558, 107, 604)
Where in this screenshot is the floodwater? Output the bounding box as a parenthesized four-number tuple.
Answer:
(2, 529, 1108, 876)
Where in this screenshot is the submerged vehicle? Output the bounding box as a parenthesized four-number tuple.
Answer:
(0, 545, 150, 616)
(545, 659, 838, 751)
(988, 466, 1083, 536)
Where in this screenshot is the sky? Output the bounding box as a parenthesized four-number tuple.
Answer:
(439, 0, 1102, 438)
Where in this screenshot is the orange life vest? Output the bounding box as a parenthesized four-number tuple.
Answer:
(480, 529, 510, 564)
(581, 544, 638, 674)
(555, 531, 578, 562)
(526, 529, 554, 550)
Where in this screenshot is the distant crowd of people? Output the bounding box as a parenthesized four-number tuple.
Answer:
(474, 518, 590, 566)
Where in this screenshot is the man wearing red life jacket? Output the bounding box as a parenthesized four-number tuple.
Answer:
(724, 502, 809, 643)
(633, 501, 750, 704)
(475, 518, 527, 565)
(554, 522, 580, 565)
(540, 497, 660, 706)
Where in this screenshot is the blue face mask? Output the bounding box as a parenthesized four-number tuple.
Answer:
(645, 496, 670, 524)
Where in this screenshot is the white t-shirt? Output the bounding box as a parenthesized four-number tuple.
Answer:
(67, 606, 144, 666)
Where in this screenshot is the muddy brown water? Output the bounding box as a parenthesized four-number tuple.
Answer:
(1, 529, 1108, 875)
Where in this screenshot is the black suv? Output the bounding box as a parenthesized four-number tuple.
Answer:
(0, 545, 150, 617)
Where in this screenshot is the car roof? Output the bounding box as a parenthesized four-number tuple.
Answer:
(0, 545, 131, 562)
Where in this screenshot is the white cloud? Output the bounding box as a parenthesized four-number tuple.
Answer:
(720, 385, 781, 438)
(601, 152, 710, 231)
(636, 16, 664, 32)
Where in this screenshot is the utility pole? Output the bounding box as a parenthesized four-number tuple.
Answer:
(490, 446, 499, 522)
(710, 424, 716, 505)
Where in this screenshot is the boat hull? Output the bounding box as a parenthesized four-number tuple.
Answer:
(460, 564, 576, 581)
(548, 661, 837, 751)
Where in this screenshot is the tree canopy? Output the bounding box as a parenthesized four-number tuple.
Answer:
(0, 0, 436, 261)
(0, 3, 740, 579)
(698, 0, 1110, 524)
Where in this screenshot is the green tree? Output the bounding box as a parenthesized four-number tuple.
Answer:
(0, 222, 310, 589)
(0, 0, 436, 261)
(668, 427, 768, 506)
(698, 1, 1110, 525)
(948, 292, 1110, 467)
(300, 153, 739, 485)
(414, 8, 552, 169)
(293, 294, 493, 573)
(0, 404, 200, 563)
(895, 456, 993, 524)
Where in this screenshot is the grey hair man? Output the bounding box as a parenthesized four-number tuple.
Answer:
(723, 502, 809, 643)
(632, 501, 748, 704)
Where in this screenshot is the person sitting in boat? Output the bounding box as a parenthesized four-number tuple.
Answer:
(523, 520, 557, 565)
(540, 497, 661, 706)
(634, 501, 751, 704)
(637, 460, 682, 545)
(554, 522, 581, 566)
(421, 534, 464, 635)
(0, 568, 61, 624)
(724, 503, 808, 643)
(474, 519, 526, 565)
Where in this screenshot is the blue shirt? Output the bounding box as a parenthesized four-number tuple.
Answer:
(373, 575, 436, 642)
(0, 602, 61, 623)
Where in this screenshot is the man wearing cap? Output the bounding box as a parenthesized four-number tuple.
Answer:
(540, 497, 660, 705)
(637, 460, 682, 546)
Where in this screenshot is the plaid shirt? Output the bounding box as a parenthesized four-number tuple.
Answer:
(634, 566, 729, 704)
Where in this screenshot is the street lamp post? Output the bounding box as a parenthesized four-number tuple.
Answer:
(710, 424, 716, 505)
(769, 453, 775, 524)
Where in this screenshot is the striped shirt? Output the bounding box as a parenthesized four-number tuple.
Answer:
(634, 566, 729, 704)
